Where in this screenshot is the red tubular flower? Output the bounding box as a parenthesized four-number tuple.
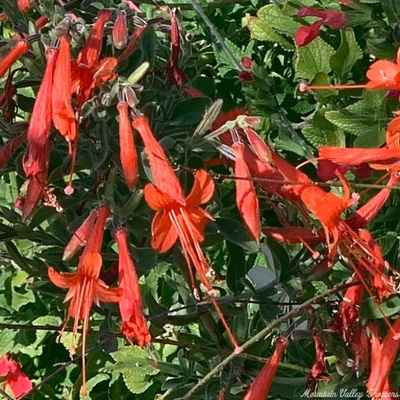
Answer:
(52, 35, 76, 142)
(0, 132, 26, 170)
(113, 10, 128, 49)
(77, 9, 112, 68)
(114, 228, 151, 346)
(132, 115, 185, 204)
(48, 206, 121, 396)
(71, 56, 117, 109)
(232, 142, 261, 241)
(308, 331, 331, 387)
(243, 337, 289, 400)
(24, 47, 59, 178)
(63, 210, 98, 260)
(0, 354, 32, 398)
(165, 8, 187, 86)
(0, 39, 30, 80)
(367, 317, 400, 399)
(329, 275, 369, 374)
(117, 102, 138, 189)
(144, 168, 241, 350)
(262, 226, 324, 244)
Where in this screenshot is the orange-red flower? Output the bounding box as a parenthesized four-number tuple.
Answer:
(144, 169, 215, 285)
(77, 10, 111, 68)
(48, 206, 121, 395)
(0, 39, 30, 80)
(52, 35, 76, 142)
(132, 115, 185, 204)
(71, 10, 116, 108)
(24, 46, 59, 178)
(243, 337, 289, 400)
(112, 10, 128, 49)
(367, 317, 400, 400)
(232, 142, 261, 241)
(144, 166, 240, 350)
(117, 102, 138, 189)
(114, 228, 151, 346)
(0, 354, 32, 398)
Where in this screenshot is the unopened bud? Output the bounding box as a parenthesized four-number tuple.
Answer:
(113, 10, 128, 49)
(238, 71, 252, 82)
(241, 56, 253, 69)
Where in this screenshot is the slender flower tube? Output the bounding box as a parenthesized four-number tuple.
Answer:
(232, 142, 261, 241)
(243, 337, 289, 400)
(77, 9, 112, 68)
(52, 35, 76, 142)
(132, 115, 185, 204)
(367, 318, 400, 399)
(0, 39, 30, 80)
(48, 206, 121, 396)
(113, 10, 128, 49)
(117, 102, 138, 189)
(63, 210, 98, 261)
(24, 47, 59, 177)
(114, 228, 151, 346)
(0, 132, 26, 170)
(165, 8, 187, 86)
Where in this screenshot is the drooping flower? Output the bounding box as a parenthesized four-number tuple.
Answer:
(0, 39, 30, 80)
(71, 10, 117, 109)
(132, 115, 185, 203)
(52, 35, 76, 143)
(243, 337, 289, 400)
(295, 7, 347, 47)
(165, 8, 187, 86)
(114, 228, 151, 346)
(308, 331, 331, 387)
(24, 46, 59, 178)
(77, 10, 112, 68)
(63, 209, 98, 261)
(232, 142, 261, 241)
(143, 165, 240, 350)
(113, 10, 129, 49)
(48, 205, 121, 395)
(117, 102, 138, 189)
(0, 354, 32, 398)
(0, 132, 26, 170)
(367, 317, 400, 400)
(329, 273, 369, 374)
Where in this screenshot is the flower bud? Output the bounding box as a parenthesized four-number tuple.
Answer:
(113, 10, 129, 49)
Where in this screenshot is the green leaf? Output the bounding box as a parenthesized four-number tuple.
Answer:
(330, 29, 363, 79)
(257, 4, 300, 35)
(226, 241, 246, 293)
(213, 218, 259, 253)
(248, 19, 294, 50)
(324, 110, 386, 143)
(110, 346, 159, 394)
(295, 37, 335, 80)
(360, 295, 400, 318)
